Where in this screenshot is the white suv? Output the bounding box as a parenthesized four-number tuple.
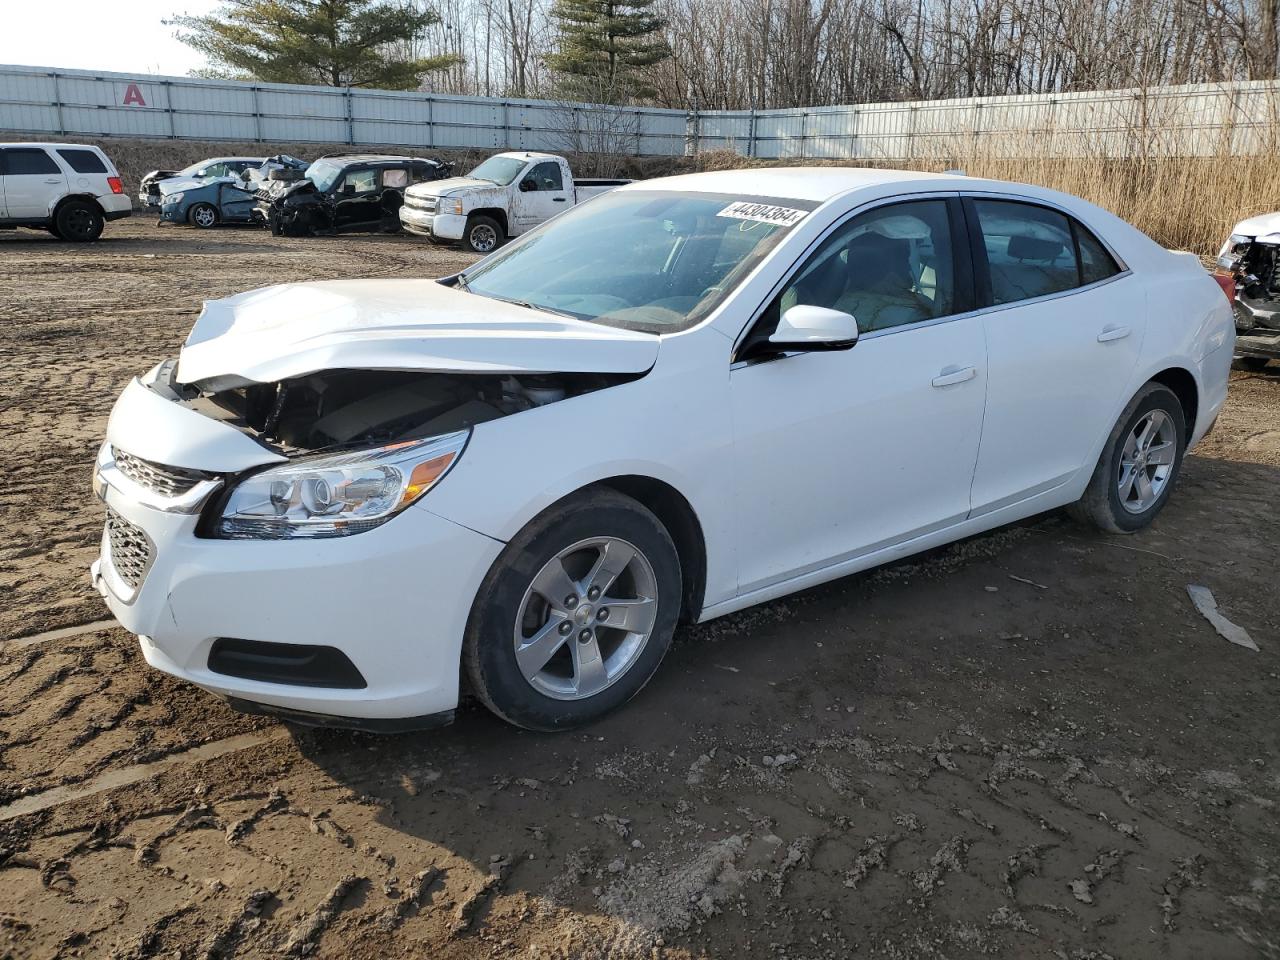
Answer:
(0, 142, 132, 241)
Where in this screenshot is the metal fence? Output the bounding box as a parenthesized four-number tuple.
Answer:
(2, 63, 1276, 160)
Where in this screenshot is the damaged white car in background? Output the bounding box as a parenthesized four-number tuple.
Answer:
(1216, 211, 1280, 369)
(92, 168, 1233, 733)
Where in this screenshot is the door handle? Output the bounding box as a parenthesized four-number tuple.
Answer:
(44, 178, 62, 184)
(1097, 324, 1130, 342)
(552, 197, 567, 202)
(932, 365, 976, 387)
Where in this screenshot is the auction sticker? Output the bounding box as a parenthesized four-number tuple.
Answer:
(717, 201, 808, 226)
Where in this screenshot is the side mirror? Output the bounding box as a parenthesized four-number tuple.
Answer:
(519, 177, 536, 193)
(769, 305, 859, 350)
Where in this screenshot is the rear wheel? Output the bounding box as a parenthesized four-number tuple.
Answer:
(463, 214, 503, 254)
(189, 203, 219, 229)
(55, 199, 103, 242)
(464, 490, 681, 731)
(1069, 383, 1185, 533)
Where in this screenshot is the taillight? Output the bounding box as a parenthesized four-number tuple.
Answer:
(107, 177, 124, 194)
(1211, 271, 1236, 302)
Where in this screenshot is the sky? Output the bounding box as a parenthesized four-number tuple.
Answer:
(0, 1, 219, 77)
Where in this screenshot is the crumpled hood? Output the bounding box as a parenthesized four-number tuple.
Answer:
(175, 279, 660, 389)
(1232, 211, 1280, 242)
(408, 177, 503, 198)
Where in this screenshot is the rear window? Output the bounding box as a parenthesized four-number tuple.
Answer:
(57, 148, 108, 174)
(3, 147, 60, 176)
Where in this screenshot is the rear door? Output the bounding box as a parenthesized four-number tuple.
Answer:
(965, 196, 1145, 515)
(512, 160, 570, 232)
(0, 147, 66, 219)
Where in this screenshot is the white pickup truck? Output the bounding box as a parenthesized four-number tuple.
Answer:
(399, 151, 630, 253)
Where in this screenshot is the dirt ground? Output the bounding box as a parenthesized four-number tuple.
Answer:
(0, 217, 1277, 960)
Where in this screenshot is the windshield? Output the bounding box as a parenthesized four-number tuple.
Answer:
(305, 160, 344, 193)
(462, 191, 812, 332)
(179, 160, 208, 177)
(467, 155, 527, 186)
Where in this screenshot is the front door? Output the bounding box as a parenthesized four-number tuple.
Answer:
(0, 147, 66, 219)
(333, 167, 381, 228)
(729, 197, 988, 594)
(512, 160, 570, 233)
(965, 197, 1146, 515)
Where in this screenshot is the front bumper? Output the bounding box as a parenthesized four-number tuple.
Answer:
(399, 207, 465, 241)
(91, 438, 504, 722)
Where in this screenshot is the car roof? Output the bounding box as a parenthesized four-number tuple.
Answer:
(0, 142, 108, 151)
(316, 154, 435, 165)
(623, 166, 982, 203)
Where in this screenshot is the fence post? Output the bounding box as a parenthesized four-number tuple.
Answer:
(502, 100, 510, 149)
(747, 109, 756, 157)
(51, 71, 64, 136)
(425, 93, 434, 149)
(848, 107, 860, 160)
(799, 111, 808, 159)
(345, 87, 354, 145)
(251, 85, 261, 143)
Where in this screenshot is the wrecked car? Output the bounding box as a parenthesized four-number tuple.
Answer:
(92, 169, 1232, 733)
(253, 154, 452, 236)
(138, 157, 267, 209)
(1216, 211, 1280, 369)
(157, 155, 309, 228)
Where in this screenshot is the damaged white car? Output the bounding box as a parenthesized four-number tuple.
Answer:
(1216, 211, 1280, 369)
(93, 168, 1233, 732)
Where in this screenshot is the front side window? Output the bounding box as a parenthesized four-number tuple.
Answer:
(771, 199, 958, 336)
(974, 199, 1079, 305)
(527, 161, 564, 191)
(342, 169, 379, 194)
(4, 148, 60, 176)
(201, 162, 227, 178)
(464, 190, 812, 333)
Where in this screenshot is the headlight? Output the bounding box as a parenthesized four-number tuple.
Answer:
(216, 431, 468, 539)
(163, 192, 184, 205)
(450, 199, 464, 215)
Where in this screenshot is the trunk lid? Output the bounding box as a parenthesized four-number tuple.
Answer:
(175, 278, 659, 389)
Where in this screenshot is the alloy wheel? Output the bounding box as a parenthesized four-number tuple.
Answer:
(1117, 409, 1176, 513)
(469, 223, 498, 252)
(514, 537, 659, 700)
(192, 205, 218, 228)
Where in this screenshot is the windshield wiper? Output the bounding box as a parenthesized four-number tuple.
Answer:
(482, 293, 579, 321)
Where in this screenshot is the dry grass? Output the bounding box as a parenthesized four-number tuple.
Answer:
(696, 119, 1280, 258)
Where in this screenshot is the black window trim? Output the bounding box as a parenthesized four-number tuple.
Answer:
(960, 191, 1132, 315)
(1, 145, 60, 176)
(732, 190, 973, 364)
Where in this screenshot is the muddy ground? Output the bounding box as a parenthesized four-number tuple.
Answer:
(0, 217, 1277, 959)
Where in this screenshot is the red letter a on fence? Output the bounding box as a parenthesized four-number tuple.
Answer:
(122, 83, 147, 106)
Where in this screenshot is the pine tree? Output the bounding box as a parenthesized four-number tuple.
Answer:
(170, 0, 459, 90)
(546, 0, 671, 101)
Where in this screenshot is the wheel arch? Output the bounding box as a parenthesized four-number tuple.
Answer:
(1148, 366, 1198, 441)
(467, 207, 508, 236)
(50, 192, 104, 219)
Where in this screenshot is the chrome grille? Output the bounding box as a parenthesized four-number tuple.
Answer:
(405, 194, 437, 214)
(114, 448, 206, 498)
(105, 508, 153, 590)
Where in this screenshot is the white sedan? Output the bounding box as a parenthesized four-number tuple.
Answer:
(92, 168, 1234, 732)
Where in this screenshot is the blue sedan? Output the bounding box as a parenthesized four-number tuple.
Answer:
(158, 176, 260, 228)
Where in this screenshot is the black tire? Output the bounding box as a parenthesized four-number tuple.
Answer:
(463, 214, 503, 254)
(46, 221, 63, 239)
(1069, 382, 1186, 534)
(189, 202, 220, 229)
(55, 199, 104, 242)
(464, 489, 682, 731)
(1238, 356, 1270, 371)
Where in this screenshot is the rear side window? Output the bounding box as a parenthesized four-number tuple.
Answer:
(973, 200, 1078, 305)
(4, 147, 60, 176)
(1075, 225, 1121, 285)
(381, 168, 409, 189)
(57, 148, 108, 174)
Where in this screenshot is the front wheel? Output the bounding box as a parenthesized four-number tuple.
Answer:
(464, 490, 681, 731)
(189, 202, 219, 229)
(462, 214, 503, 254)
(1069, 383, 1186, 533)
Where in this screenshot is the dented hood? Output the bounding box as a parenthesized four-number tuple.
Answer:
(175, 278, 659, 388)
